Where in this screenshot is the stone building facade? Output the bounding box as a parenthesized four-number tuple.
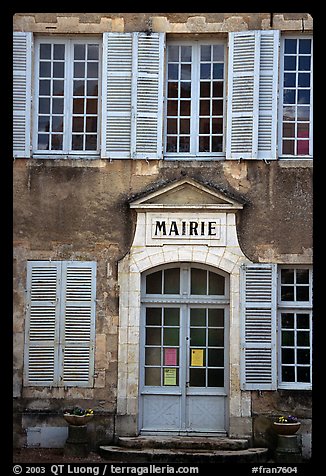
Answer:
(13, 13, 312, 459)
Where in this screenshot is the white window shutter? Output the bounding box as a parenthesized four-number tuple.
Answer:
(101, 33, 133, 158)
(227, 30, 279, 160)
(240, 263, 277, 390)
(257, 30, 279, 160)
(132, 32, 165, 159)
(60, 262, 96, 387)
(24, 262, 61, 386)
(13, 32, 32, 158)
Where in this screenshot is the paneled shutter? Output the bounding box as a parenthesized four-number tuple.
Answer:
(13, 32, 32, 158)
(101, 33, 134, 158)
(132, 32, 165, 159)
(240, 263, 277, 390)
(227, 30, 279, 160)
(24, 262, 61, 386)
(60, 262, 96, 387)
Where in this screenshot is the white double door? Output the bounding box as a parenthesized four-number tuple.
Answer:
(140, 303, 229, 435)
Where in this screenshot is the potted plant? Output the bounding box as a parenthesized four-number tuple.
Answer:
(63, 406, 94, 426)
(273, 415, 301, 435)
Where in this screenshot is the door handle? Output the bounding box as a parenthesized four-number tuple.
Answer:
(186, 381, 190, 387)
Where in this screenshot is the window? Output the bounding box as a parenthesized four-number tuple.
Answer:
(278, 267, 312, 388)
(165, 42, 225, 158)
(279, 37, 313, 157)
(24, 261, 96, 386)
(33, 38, 101, 156)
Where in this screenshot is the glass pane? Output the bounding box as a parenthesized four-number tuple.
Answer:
(283, 89, 295, 104)
(299, 39, 311, 54)
(72, 117, 84, 132)
(190, 328, 206, 346)
(167, 100, 178, 116)
(298, 90, 310, 104)
(40, 44, 51, 59)
(164, 268, 180, 294)
(163, 328, 179, 346)
(284, 56, 296, 71)
(146, 308, 161, 326)
(146, 327, 161, 345)
(213, 45, 224, 61)
(39, 80, 50, 95)
(38, 116, 50, 132)
(296, 286, 309, 301)
(180, 82, 191, 98)
(168, 82, 178, 98)
(72, 135, 83, 150)
(283, 140, 295, 155)
(86, 117, 97, 133)
(39, 62, 51, 77)
(297, 106, 310, 120)
(181, 46, 191, 62)
(209, 272, 225, 295)
(168, 45, 179, 62)
(200, 82, 210, 97)
(87, 80, 98, 96)
(164, 308, 179, 326)
(208, 349, 223, 367)
(180, 119, 190, 134)
(53, 80, 64, 96)
(281, 313, 294, 329)
(297, 122, 309, 136)
(296, 314, 310, 329)
(298, 73, 310, 87)
(297, 140, 309, 155)
(296, 269, 309, 284)
(53, 44, 65, 60)
(51, 135, 63, 150)
(145, 347, 161, 366)
(200, 63, 211, 79)
(179, 136, 190, 152)
(74, 80, 85, 96)
(180, 101, 190, 116)
(86, 98, 97, 114)
(212, 136, 223, 152)
(146, 271, 162, 294)
(145, 367, 161, 386)
(208, 369, 223, 387)
(281, 285, 294, 301)
(38, 134, 49, 150)
(281, 348, 295, 364)
(284, 39, 297, 54)
(213, 63, 224, 79)
(283, 122, 295, 138)
(199, 136, 209, 152)
(52, 98, 64, 114)
(168, 64, 178, 80)
(200, 118, 210, 134)
(208, 328, 224, 347)
(283, 106, 295, 121)
(212, 117, 223, 134)
(297, 367, 310, 383)
(74, 44, 85, 60)
(208, 309, 224, 327)
(73, 98, 84, 114)
(201, 45, 211, 61)
(212, 100, 223, 115)
(85, 135, 97, 150)
(282, 366, 295, 382)
(284, 73, 296, 87)
(282, 331, 294, 346)
(53, 62, 64, 78)
(181, 64, 191, 80)
(39, 98, 50, 114)
(189, 368, 205, 387)
(190, 309, 206, 327)
(166, 136, 177, 152)
(52, 116, 63, 132)
(87, 62, 99, 78)
(191, 268, 207, 295)
(74, 62, 85, 78)
(167, 118, 177, 134)
(88, 44, 99, 60)
(297, 331, 310, 346)
(298, 56, 311, 71)
(200, 100, 210, 115)
(297, 349, 310, 365)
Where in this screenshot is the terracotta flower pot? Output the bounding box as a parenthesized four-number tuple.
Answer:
(273, 421, 301, 435)
(63, 414, 93, 426)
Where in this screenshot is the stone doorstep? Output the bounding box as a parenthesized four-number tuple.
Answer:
(99, 446, 269, 463)
(117, 436, 250, 451)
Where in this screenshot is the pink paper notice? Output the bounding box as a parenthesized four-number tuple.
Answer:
(165, 348, 177, 366)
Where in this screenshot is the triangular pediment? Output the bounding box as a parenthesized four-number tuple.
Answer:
(129, 179, 244, 211)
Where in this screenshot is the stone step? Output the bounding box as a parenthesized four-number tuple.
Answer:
(117, 436, 249, 451)
(99, 445, 269, 463)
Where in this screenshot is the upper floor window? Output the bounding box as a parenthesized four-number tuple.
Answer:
(33, 38, 101, 156)
(279, 37, 313, 158)
(165, 42, 225, 158)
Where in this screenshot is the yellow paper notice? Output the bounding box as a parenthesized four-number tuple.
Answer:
(191, 349, 204, 366)
(164, 368, 177, 385)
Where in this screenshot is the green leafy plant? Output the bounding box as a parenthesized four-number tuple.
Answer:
(64, 406, 93, 416)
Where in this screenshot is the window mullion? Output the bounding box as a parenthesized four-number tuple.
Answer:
(191, 44, 200, 155)
(64, 40, 73, 154)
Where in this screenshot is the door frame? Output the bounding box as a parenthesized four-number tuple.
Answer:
(138, 263, 230, 435)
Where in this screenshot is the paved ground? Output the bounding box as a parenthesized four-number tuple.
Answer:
(13, 448, 108, 464)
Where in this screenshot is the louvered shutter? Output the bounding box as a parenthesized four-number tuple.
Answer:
(132, 32, 165, 159)
(240, 263, 277, 390)
(13, 32, 32, 158)
(24, 262, 61, 386)
(226, 30, 279, 160)
(101, 33, 134, 158)
(60, 262, 96, 387)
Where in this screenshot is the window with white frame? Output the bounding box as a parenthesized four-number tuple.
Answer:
(165, 41, 225, 158)
(33, 38, 101, 155)
(279, 36, 313, 158)
(278, 267, 312, 389)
